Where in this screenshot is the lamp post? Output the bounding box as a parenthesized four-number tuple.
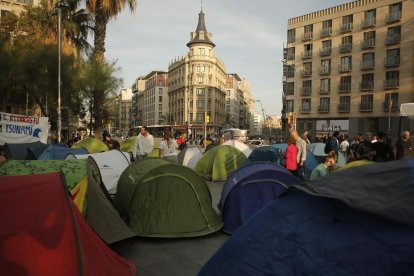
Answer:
(57, 7, 62, 143)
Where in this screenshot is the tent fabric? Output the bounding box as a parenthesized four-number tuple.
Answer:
(199, 189, 414, 275)
(222, 140, 252, 157)
(37, 144, 88, 160)
(71, 137, 109, 153)
(335, 159, 375, 171)
(219, 162, 299, 234)
(115, 157, 223, 238)
(299, 158, 414, 227)
(0, 173, 136, 276)
(247, 145, 284, 165)
(177, 146, 203, 169)
(194, 145, 248, 181)
(4, 141, 48, 160)
(307, 143, 346, 167)
(120, 136, 136, 153)
(0, 159, 133, 244)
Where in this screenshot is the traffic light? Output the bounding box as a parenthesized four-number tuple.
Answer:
(287, 112, 293, 124)
(205, 113, 209, 123)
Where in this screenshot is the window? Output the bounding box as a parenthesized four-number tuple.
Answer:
(159, 96, 162, 102)
(360, 95, 373, 111)
(361, 52, 375, 70)
(384, 71, 399, 89)
(302, 62, 312, 77)
(321, 20, 332, 37)
(341, 15, 353, 32)
(363, 9, 376, 27)
(387, 2, 402, 22)
(361, 31, 376, 49)
(197, 64, 205, 72)
(208, 89, 212, 96)
(385, 48, 400, 67)
(302, 44, 312, 59)
(303, 24, 313, 40)
(197, 76, 204, 83)
(302, 80, 312, 95)
(196, 113, 204, 121)
(199, 48, 205, 55)
(340, 35, 352, 52)
(320, 59, 331, 75)
(319, 97, 330, 112)
(287, 29, 296, 43)
(196, 88, 205, 95)
(384, 93, 398, 111)
(386, 26, 401, 45)
(286, 82, 294, 95)
(285, 64, 295, 78)
(286, 100, 294, 113)
(158, 104, 162, 109)
(339, 56, 352, 72)
(339, 96, 351, 112)
(301, 99, 311, 112)
(339, 76, 352, 92)
(361, 73, 374, 90)
(196, 100, 205, 108)
(320, 78, 330, 94)
(287, 47, 295, 60)
(320, 40, 331, 56)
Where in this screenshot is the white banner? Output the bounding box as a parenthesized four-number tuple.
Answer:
(0, 112, 49, 145)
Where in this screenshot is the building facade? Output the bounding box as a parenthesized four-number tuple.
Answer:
(0, 0, 38, 18)
(118, 88, 132, 137)
(284, 0, 414, 141)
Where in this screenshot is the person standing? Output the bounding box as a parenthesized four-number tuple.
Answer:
(339, 135, 349, 155)
(159, 130, 178, 163)
(372, 131, 394, 162)
(284, 137, 298, 176)
(395, 130, 412, 160)
(327, 131, 340, 156)
(291, 130, 307, 181)
(134, 126, 154, 160)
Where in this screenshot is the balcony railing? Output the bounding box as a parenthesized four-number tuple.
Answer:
(383, 101, 399, 112)
(285, 88, 294, 96)
(287, 36, 296, 43)
(386, 11, 401, 23)
(338, 63, 352, 73)
(302, 51, 312, 59)
(319, 67, 331, 75)
(317, 104, 330, 112)
(301, 69, 312, 77)
(384, 79, 399, 89)
(285, 70, 295, 78)
(301, 87, 312, 96)
(339, 83, 351, 92)
(362, 17, 376, 28)
(360, 81, 374, 91)
(361, 60, 375, 70)
(287, 54, 295, 61)
(319, 86, 330, 94)
(338, 103, 350, 112)
(360, 102, 373, 112)
(385, 34, 401, 45)
(339, 43, 352, 53)
(319, 47, 331, 57)
(384, 56, 400, 67)
(320, 27, 332, 37)
(299, 106, 311, 113)
(302, 32, 313, 41)
(361, 39, 375, 49)
(340, 22, 353, 33)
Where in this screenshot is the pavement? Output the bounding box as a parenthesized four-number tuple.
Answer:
(110, 181, 229, 276)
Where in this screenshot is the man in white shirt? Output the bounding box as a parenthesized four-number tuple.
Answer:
(134, 126, 154, 160)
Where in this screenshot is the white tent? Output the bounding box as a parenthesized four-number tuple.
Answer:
(222, 140, 252, 158)
(400, 103, 414, 117)
(177, 146, 203, 169)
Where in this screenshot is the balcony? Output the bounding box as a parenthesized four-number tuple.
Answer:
(360, 102, 373, 112)
(319, 86, 330, 94)
(319, 47, 331, 57)
(361, 60, 375, 70)
(338, 63, 352, 73)
(339, 43, 352, 53)
(287, 36, 296, 44)
(299, 106, 311, 113)
(340, 22, 353, 33)
(319, 67, 331, 75)
(384, 56, 400, 67)
(339, 83, 351, 92)
(302, 32, 313, 41)
(287, 54, 295, 61)
(383, 101, 399, 112)
(386, 11, 401, 23)
(285, 70, 295, 78)
(301, 87, 312, 96)
(317, 104, 330, 112)
(384, 79, 399, 89)
(301, 69, 312, 78)
(360, 81, 374, 91)
(301, 51, 312, 59)
(338, 103, 351, 112)
(385, 34, 401, 45)
(362, 17, 376, 28)
(361, 39, 375, 49)
(285, 88, 294, 96)
(320, 27, 332, 37)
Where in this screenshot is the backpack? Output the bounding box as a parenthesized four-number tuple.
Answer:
(324, 138, 332, 154)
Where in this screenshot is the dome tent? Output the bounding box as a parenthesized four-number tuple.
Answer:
(177, 146, 203, 169)
(194, 145, 248, 181)
(247, 145, 284, 165)
(38, 144, 88, 160)
(71, 137, 109, 153)
(222, 139, 252, 157)
(219, 162, 299, 234)
(115, 158, 223, 238)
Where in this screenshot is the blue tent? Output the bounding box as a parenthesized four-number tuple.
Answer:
(37, 144, 88, 160)
(218, 162, 299, 234)
(247, 146, 284, 165)
(4, 141, 48, 160)
(200, 159, 414, 275)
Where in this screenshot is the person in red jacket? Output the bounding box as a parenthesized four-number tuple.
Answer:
(284, 136, 298, 177)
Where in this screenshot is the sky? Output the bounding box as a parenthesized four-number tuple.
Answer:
(105, 0, 350, 117)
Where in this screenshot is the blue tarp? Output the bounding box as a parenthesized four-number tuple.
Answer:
(218, 162, 299, 234)
(37, 144, 88, 160)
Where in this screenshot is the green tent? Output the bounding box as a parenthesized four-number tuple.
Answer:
(120, 136, 136, 153)
(194, 145, 248, 181)
(71, 137, 109, 153)
(115, 157, 223, 238)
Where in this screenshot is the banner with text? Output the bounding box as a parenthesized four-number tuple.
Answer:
(0, 112, 49, 145)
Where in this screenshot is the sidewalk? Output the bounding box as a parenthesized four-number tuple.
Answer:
(110, 181, 228, 276)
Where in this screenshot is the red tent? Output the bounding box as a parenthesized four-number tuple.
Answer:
(0, 173, 136, 276)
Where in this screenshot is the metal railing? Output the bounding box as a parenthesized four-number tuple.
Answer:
(338, 103, 350, 112)
(360, 102, 373, 111)
(383, 79, 399, 89)
(386, 11, 401, 23)
(339, 43, 352, 53)
(383, 101, 398, 112)
(340, 22, 353, 33)
(301, 69, 312, 77)
(339, 83, 351, 92)
(361, 60, 375, 70)
(299, 106, 311, 113)
(384, 56, 400, 67)
(320, 27, 332, 37)
(319, 86, 330, 94)
(338, 63, 352, 73)
(302, 32, 313, 41)
(301, 87, 312, 96)
(362, 17, 376, 28)
(319, 47, 331, 57)
(360, 81, 374, 91)
(317, 104, 330, 112)
(361, 39, 375, 49)
(301, 51, 312, 59)
(385, 34, 401, 45)
(319, 66, 331, 75)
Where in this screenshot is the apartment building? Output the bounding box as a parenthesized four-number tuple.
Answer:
(225, 74, 244, 128)
(284, 0, 414, 140)
(118, 88, 132, 137)
(0, 0, 38, 18)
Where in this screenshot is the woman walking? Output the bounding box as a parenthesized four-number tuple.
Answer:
(284, 136, 299, 177)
